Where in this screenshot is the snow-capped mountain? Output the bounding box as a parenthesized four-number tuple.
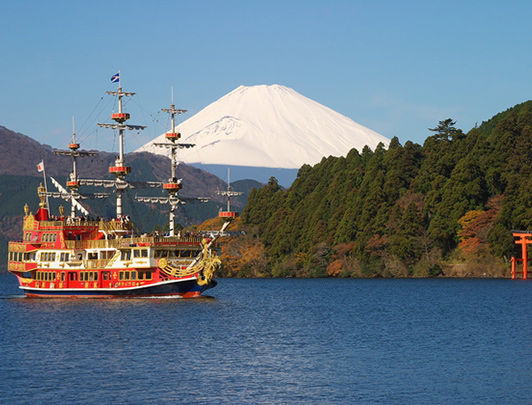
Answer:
(137, 84, 389, 169)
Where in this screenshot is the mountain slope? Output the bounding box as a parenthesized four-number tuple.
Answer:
(238, 102, 532, 278)
(137, 85, 390, 169)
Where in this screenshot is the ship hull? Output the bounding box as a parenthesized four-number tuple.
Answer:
(19, 278, 217, 299)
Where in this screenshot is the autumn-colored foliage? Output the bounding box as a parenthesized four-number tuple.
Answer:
(220, 232, 270, 277)
(458, 196, 501, 256)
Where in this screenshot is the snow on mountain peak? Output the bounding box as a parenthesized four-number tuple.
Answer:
(136, 84, 390, 169)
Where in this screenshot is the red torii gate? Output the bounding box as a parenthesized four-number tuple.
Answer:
(511, 231, 532, 279)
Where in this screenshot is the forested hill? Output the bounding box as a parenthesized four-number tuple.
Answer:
(238, 101, 532, 278)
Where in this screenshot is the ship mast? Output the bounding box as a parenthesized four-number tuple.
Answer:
(97, 77, 146, 218)
(152, 93, 195, 236)
(52, 117, 98, 218)
(160, 96, 189, 187)
(216, 168, 243, 218)
(136, 90, 209, 236)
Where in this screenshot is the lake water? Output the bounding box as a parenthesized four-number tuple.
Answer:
(1, 275, 531, 404)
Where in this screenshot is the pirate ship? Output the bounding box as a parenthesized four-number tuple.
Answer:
(7, 77, 229, 298)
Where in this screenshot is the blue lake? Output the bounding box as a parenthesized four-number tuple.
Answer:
(1, 275, 531, 404)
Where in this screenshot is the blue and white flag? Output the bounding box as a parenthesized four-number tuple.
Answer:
(111, 72, 120, 83)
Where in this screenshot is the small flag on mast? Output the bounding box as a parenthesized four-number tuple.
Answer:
(111, 72, 120, 83)
(37, 161, 44, 172)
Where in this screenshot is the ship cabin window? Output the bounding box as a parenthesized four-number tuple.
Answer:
(155, 250, 168, 258)
(60, 253, 70, 262)
(80, 271, 98, 281)
(88, 252, 98, 260)
(154, 249, 199, 258)
(69, 272, 77, 281)
(61, 272, 65, 282)
(121, 250, 131, 261)
(138, 271, 152, 280)
(118, 271, 144, 281)
(41, 233, 58, 243)
(40, 252, 56, 262)
(155, 249, 179, 258)
(37, 271, 55, 281)
(132, 249, 148, 259)
(101, 250, 114, 260)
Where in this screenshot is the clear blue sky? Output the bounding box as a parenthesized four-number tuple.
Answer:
(2, 0, 532, 155)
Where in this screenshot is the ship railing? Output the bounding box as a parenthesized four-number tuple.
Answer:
(37, 219, 134, 232)
(66, 239, 121, 249)
(65, 235, 204, 250)
(99, 220, 134, 232)
(64, 219, 100, 227)
(151, 236, 204, 245)
(83, 259, 113, 269)
(36, 218, 134, 232)
(38, 219, 100, 228)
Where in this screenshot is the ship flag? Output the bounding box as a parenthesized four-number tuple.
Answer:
(111, 72, 120, 83)
(37, 160, 44, 172)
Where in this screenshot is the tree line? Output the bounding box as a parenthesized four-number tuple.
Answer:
(220, 101, 532, 278)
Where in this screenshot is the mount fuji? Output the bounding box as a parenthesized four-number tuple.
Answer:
(136, 84, 389, 184)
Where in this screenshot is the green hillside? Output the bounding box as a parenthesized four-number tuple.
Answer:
(240, 102, 532, 278)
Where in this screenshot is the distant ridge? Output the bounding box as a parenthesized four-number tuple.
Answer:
(137, 84, 390, 169)
(0, 125, 242, 205)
